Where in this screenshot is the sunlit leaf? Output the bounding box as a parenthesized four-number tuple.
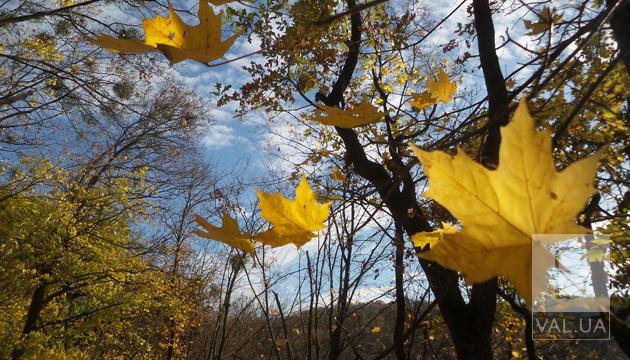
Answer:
(411, 91, 436, 110)
(330, 166, 347, 182)
(312, 99, 385, 128)
(426, 69, 456, 103)
(253, 227, 314, 248)
(410, 99, 604, 302)
(411, 222, 457, 251)
(524, 7, 562, 35)
(255, 176, 330, 247)
(90, 2, 241, 65)
(194, 212, 255, 260)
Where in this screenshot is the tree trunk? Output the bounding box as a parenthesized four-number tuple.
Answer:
(12, 281, 47, 360)
(608, 0, 630, 75)
(322, 1, 497, 358)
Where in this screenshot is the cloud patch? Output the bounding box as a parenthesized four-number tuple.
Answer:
(202, 123, 242, 149)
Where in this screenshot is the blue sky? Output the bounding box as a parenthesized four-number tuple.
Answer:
(93, 0, 607, 305)
(170, 0, 542, 173)
(163, 0, 541, 304)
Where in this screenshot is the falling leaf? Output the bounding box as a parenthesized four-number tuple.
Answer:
(274, 338, 287, 349)
(257, 176, 331, 234)
(524, 7, 562, 36)
(584, 239, 610, 263)
(255, 176, 331, 247)
(505, 78, 516, 89)
(194, 212, 255, 260)
(330, 166, 347, 182)
(426, 69, 457, 103)
(88, 36, 154, 54)
(253, 227, 315, 248)
(585, 248, 606, 262)
(90, 2, 241, 65)
(312, 98, 385, 128)
(370, 326, 381, 334)
(409, 99, 604, 302)
(411, 91, 436, 110)
(411, 222, 457, 251)
(411, 69, 456, 110)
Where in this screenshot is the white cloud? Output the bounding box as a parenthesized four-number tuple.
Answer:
(202, 124, 240, 149)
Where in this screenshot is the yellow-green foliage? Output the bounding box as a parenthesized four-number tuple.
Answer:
(0, 158, 189, 359)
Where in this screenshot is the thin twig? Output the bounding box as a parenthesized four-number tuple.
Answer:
(552, 52, 624, 147)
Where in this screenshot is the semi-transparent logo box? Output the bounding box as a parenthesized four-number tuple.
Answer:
(531, 234, 610, 340)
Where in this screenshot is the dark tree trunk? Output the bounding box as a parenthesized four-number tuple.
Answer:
(608, 0, 630, 75)
(320, 1, 497, 358)
(472, 0, 509, 167)
(12, 281, 47, 360)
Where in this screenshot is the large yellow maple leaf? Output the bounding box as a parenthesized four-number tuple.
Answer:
(90, 1, 241, 65)
(409, 99, 604, 302)
(312, 99, 385, 128)
(255, 176, 331, 247)
(194, 212, 255, 260)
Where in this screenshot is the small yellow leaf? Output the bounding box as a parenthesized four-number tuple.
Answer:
(524, 7, 562, 36)
(426, 69, 456, 103)
(411, 91, 436, 110)
(585, 247, 606, 263)
(255, 176, 331, 248)
(312, 98, 385, 128)
(409, 99, 603, 303)
(330, 166, 347, 182)
(274, 338, 287, 349)
(194, 212, 255, 260)
(370, 326, 381, 334)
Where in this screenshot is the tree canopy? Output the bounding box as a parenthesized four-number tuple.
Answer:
(1, 0, 629, 359)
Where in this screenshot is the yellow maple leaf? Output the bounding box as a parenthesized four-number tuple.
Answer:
(194, 212, 255, 260)
(253, 228, 315, 248)
(409, 99, 604, 302)
(524, 7, 562, 36)
(330, 166, 347, 182)
(312, 98, 385, 128)
(90, 2, 241, 65)
(274, 338, 287, 349)
(426, 69, 457, 103)
(255, 176, 331, 247)
(411, 222, 457, 251)
(411, 91, 436, 110)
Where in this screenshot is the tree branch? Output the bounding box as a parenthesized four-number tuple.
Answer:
(0, 0, 102, 26)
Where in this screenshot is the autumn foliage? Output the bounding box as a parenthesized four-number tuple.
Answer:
(1, 0, 629, 359)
